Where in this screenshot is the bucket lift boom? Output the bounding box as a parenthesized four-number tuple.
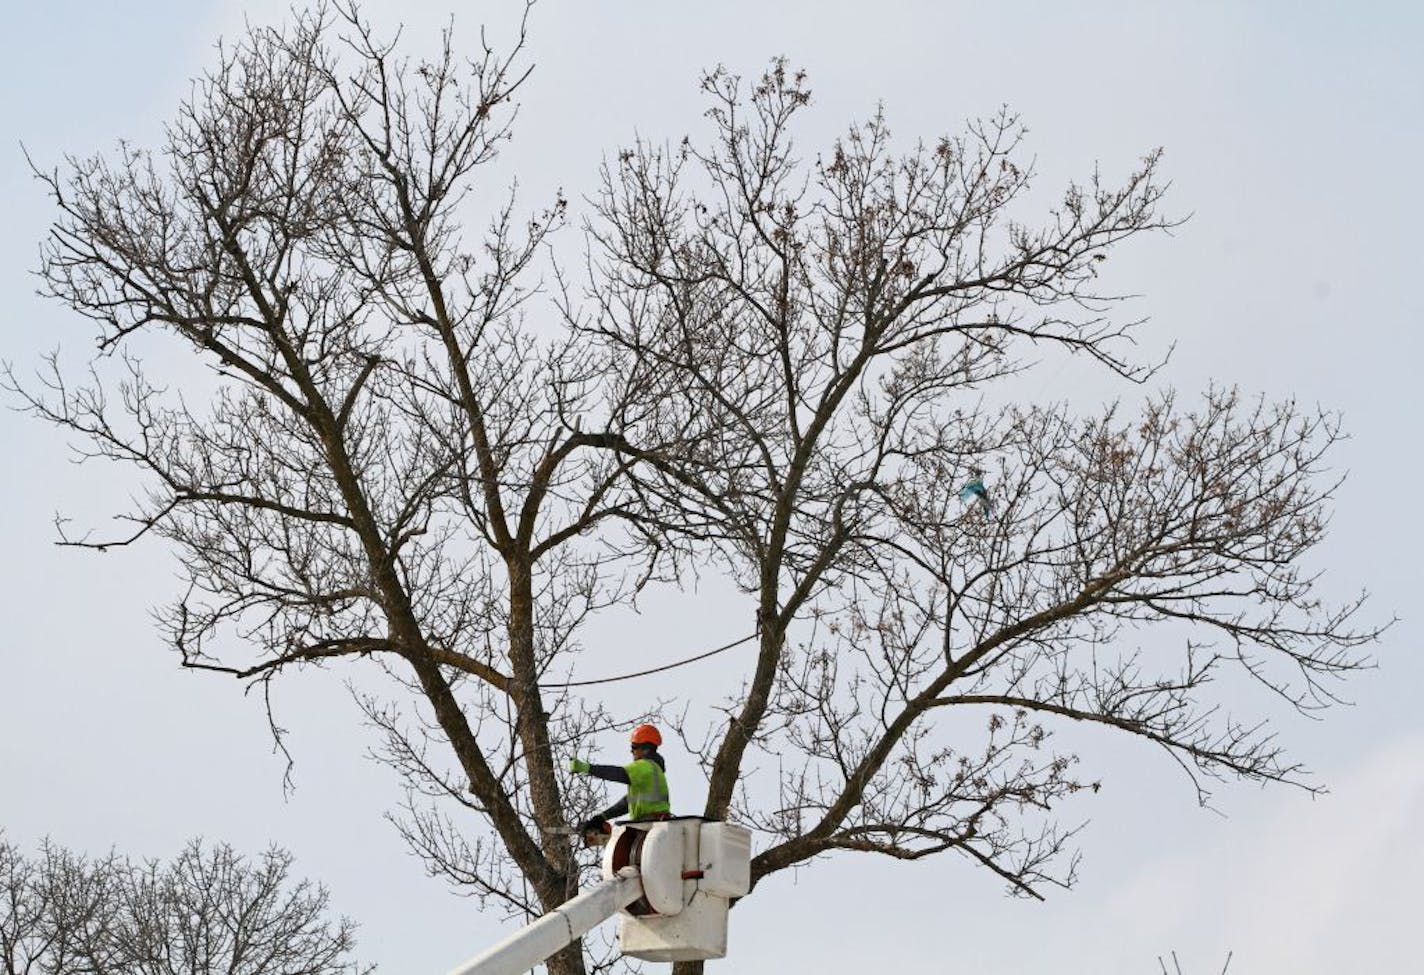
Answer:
(445, 870, 645, 975)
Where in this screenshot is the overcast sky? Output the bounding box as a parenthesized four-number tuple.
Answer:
(3, 2, 1421, 973)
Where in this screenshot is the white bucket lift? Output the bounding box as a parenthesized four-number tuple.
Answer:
(445, 817, 751, 975)
(603, 818, 751, 962)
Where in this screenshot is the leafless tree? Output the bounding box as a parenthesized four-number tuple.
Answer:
(0, 836, 367, 975)
(11, 5, 1380, 973)
(581, 61, 1378, 974)
(0, 837, 120, 975)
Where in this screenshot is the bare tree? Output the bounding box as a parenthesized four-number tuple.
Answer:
(0, 836, 366, 975)
(581, 61, 1378, 974)
(0, 837, 122, 975)
(11, 4, 1379, 973)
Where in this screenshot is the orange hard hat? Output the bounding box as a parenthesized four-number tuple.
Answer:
(630, 724, 662, 747)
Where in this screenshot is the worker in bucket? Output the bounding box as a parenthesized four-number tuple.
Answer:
(569, 724, 671, 844)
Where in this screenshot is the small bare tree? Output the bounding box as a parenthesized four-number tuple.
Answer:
(0, 836, 367, 975)
(582, 62, 1377, 975)
(0, 837, 121, 975)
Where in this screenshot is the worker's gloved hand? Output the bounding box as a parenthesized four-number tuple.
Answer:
(579, 816, 611, 848)
(568, 758, 591, 774)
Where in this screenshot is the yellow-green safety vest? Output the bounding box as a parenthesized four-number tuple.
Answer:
(624, 757, 671, 819)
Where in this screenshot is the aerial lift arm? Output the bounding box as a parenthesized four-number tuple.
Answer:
(444, 870, 644, 975)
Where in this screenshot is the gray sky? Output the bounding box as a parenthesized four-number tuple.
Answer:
(3, 1, 1421, 972)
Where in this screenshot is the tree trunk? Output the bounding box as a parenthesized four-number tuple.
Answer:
(506, 558, 566, 841)
(509, 557, 587, 975)
(545, 941, 586, 975)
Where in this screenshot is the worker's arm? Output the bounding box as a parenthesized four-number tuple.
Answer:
(581, 793, 629, 834)
(598, 796, 629, 821)
(586, 764, 630, 785)
(568, 760, 629, 784)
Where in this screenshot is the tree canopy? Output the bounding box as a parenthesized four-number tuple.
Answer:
(11, 7, 1378, 974)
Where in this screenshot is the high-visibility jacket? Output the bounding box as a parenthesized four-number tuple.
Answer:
(588, 753, 672, 820)
(623, 757, 671, 819)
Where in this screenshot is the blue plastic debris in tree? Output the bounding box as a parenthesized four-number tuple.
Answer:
(959, 473, 992, 518)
